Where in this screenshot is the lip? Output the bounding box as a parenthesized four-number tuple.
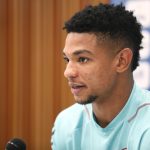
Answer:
(71, 87, 85, 95)
(68, 82, 86, 95)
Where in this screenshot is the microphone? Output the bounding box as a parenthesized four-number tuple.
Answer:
(5, 138, 26, 150)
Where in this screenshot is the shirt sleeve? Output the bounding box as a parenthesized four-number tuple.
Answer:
(50, 115, 68, 150)
(51, 126, 55, 150)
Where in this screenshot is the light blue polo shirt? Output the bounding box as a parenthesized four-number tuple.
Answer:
(51, 83, 150, 150)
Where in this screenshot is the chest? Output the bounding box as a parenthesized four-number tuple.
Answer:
(66, 121, 142, 150)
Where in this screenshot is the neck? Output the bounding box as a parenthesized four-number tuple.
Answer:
(92, 75, 134, 128)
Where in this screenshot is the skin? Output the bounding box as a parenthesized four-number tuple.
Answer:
(63, 32, 134, 127)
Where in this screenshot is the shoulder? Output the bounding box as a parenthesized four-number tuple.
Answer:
(132, 84, 150, 114)
(136, 87, 150, 121)
(136, 84, 150, 102)
(139, 128, 150, 149)
(127, 86, 150, 148)
(51, 104, 91, 150)
(55, 103, 90, 128)
(128, 85, 150, 125)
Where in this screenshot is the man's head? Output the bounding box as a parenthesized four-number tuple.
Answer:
(64, 3, 143, 71)
(63, 3, 143, 104)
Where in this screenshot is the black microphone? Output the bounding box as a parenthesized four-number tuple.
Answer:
(5, 138, 26, 150)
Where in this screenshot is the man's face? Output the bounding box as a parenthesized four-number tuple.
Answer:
(63, 32, 118, 104)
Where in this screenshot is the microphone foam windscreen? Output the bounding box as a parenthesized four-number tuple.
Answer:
(5, 138, 26, 150)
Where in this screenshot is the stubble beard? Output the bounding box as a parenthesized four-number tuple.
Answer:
(76, 95, 98, 105)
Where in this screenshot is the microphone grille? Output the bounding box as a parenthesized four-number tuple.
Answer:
(5, 138, 26, 150)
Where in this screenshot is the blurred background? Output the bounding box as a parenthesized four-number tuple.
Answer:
(0, 0, 150, 149)
(0, 0, 109, 149)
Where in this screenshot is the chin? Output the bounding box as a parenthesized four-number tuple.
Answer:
(75, 95, 97, 105)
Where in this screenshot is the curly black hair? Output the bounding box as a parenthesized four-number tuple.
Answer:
(63, 3, 143, 71)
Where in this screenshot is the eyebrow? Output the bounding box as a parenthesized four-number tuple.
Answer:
(63, 49, 93, 56)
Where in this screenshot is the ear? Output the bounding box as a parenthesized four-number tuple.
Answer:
(114, 48, 133, 73)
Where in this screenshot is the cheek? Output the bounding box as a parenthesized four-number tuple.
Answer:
(79, 63, 114, 85)
(88, 67, 114, 87)
(81, 68, 106, 86)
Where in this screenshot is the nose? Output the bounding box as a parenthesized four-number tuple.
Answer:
(64, 62, 78, 79)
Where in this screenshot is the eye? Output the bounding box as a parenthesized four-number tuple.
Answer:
(63, 57, 69, 63)
(78, 57, 89, 63)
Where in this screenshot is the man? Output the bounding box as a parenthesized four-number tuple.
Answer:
(51, 3, 150, 150)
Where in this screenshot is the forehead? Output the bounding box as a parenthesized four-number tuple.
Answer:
(65, 32, 97, 43)
(63, 33, 100, 55)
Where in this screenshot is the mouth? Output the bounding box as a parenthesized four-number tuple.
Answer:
(68, 82, 87, 95)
